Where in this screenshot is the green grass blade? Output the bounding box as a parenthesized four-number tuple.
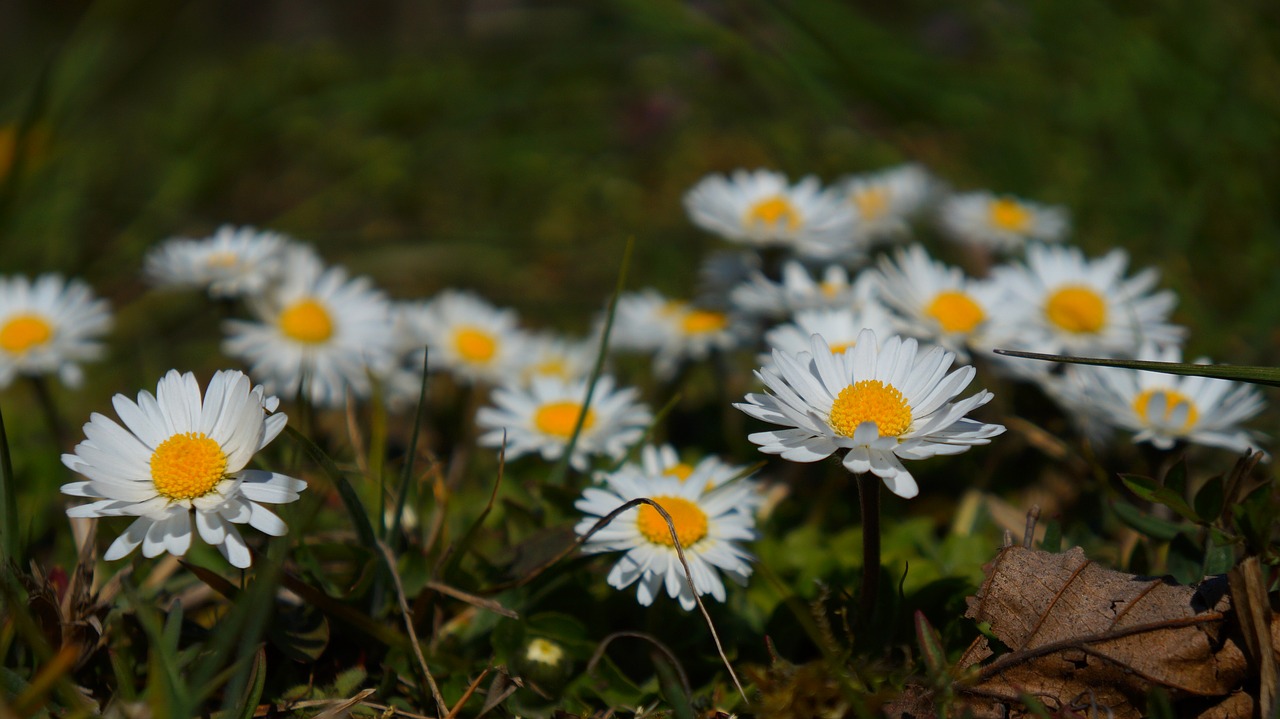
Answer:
(992, 349, 1280, 387)
(0, 404, 17, 567)
(389, 347, 429, 552)
(284, 425, 377, 550)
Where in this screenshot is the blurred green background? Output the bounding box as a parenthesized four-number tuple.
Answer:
(2, 0, 1279, 387)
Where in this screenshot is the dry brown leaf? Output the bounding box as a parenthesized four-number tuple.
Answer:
(953, 545, 1252, 719)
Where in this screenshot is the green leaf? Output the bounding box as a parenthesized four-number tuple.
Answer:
(224, 646, 267, 719)
(1167, 534, 1203, 584)
(1194, 476, 1225, 525)
(1120, 474, 1200, 523)
(1113, 501, 1182, 541)
(1164, 459, 1187, 498)
(1038, 520, 1061, 553)
(1203, 534, 1235, 576)
(913, 611, 947, 683)
(268, 602, 330, 663)
(992, 349, 1280, 387)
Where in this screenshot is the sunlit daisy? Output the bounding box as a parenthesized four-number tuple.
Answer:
(575, 468, 756, 610)
(684, 169, 857, 258)
(409, 290, 521, 385)
(987, 243, 1184, 359)
(730, 260, 868, 319)
(938, 191, 1068, 251)
(1075, 343, 1267, 454)
(637, 443, 763, 512)
(222, 255, 395, 408)
(476, 375, 651, 471)
(144, 225, 289, 299)
(836, 163, 934, 242)
(735, 330, 1005, 498)
(869, 244, 1006, 358)
(60, 369, 305, 568)
(0, 274, 111, 389)
(760, 305, 894, 367)
(611, 290, 749, 379)
(513, 331, 598, 387)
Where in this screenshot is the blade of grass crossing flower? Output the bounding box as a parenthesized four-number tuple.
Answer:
(285, 425, 378, 550)
(608, 392, 682, 472)
(0, 404, 16, 567)
(389, 347, 429, 552)
(993, 349, 1280, 387)
(548, 237, 634, 485)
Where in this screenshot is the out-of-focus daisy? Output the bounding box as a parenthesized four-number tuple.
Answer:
(684, 169, 857, 258)
(938, 191, 1068, 251)
(575, 468, 756, 610)
(730, 260, 868, 319)
(1075, 343, 1267, 454)
(0, 274, 111, 389)
(611, 290, 749, 379)
(988, 244, 1184, 360)
(60, 369, 305, 568)
(476, 375, 651, 471)
(144, 225, 288, 299)
(223, 255, 395, 408)
(514, 331, 598, 387)
(869, 244, 1006, 358)
(837, 163, 934, 242)
(736, 330, 1005, 498)
(637, 443, 763, 511)
(759, 305, 894, 367)
(409, 290, 521, 385)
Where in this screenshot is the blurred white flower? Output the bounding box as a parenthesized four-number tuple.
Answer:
(0, 274, 111, 389)
(938, 191, 1068, 250)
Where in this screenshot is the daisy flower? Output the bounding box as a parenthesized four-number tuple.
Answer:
(1075, 343, 1267, 454)
(476, 374, 651, 471)
(987, 243, 1184, 359)
(735, 330, 1005, 498)
(611, 290, 749, 379)
(638, 443, 763, 512)
(730, 260, 868, 319)
(60, 369, 305, 568)
(938, 191, 1068, 251)
(836, 163, 934, 242)
(575, 467, 756, 610)
(683, 169, 857, 258)
(760, 305, 894, 367)
(869, 244, 1007, 358)
(408, 290, 521, 385)
(513, 331, 598, 387)
(0, 274, 111, 389)
(222, 255, 395, 408)
(144, 225, 289, 299)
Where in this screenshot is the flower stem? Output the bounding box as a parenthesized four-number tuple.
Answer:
(857, 472, 881, 626)
(27, 375, 66, 447)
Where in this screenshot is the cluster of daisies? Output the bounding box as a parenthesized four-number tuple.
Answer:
(2, 160, 1266, 612)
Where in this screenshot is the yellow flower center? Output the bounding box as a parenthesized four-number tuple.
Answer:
(525, 638, 565, 666)
(829, 341, 854, 355)
(666, 462, 696, 482)
(533, 359, 568, 378)
(205, 251, 240, 269)
(1134, 388, 1198, 429)
(681, 310, 728, 335)
(989, 198, 1031, 232)
(819, 280, 843, 298)
(829, 380, 912, 438)
(853, 187, 889, 220)
(278, 298, 334, 343)
(637, 495, 709, 547)
(1045, 286, 1107, 334)
(150, 432, 228, 500)
(534, 401, 595, 438)
(925, 291, 985, 333)
(454, 326, 497, 363)
(744, 195, 801, 231)
(0, 314, 53, 354)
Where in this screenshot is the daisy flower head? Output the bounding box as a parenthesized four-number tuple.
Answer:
(1076, 343, 1267, 454)
(683, 169, 857, 258)
(837, 163, 935, 242)
(222, 256, 395, 408)
(476, 374, 651, 471)
(0, 274, 111, 389)
(759, 304, 894, 368)
(610, 290, 750, 379)
(730, 260, 868, 319)
(144, 225, 289, 299)
(513, 331, 598, 387)
(938, 191, 1068, 251)
(409, 290, 521, 385)
(60, 369, 305, 568)
(987, 243, 1185, 360)
(638, 443, 764, 512)
(735, 330, 1005, 499)
(574, 467, 756, 610)
(869, 244, 1007, 358)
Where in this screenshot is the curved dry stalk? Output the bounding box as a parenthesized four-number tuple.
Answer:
(587, 631, 692, 700)
(377, 539, 447, 716)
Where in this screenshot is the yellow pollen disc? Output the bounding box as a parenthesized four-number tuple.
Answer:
(925, 291, 985, 333)
(204, 251, 239, 269)
(854, 187, 889, 220)
(829, 380, 912, 438)
(666, 462, 696, 482)
(1134, 389, 1198, 429)
(1045, 286, 1107, 334)
(744, 195, 801, 231)
(534, 401, 595, 438)
(819, 281, 842, 298)
(829, 341, 854, 355)
(681, 310, 728, 335)
(454, 326, 497, 363)
(0, 314, 53, 354)
(533, 359, 568, 378)
(989, 198, 1032, 232)
(150, 432, 228, 500)
(637, 495, 709, 547)
(278, 298, 334, 343)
